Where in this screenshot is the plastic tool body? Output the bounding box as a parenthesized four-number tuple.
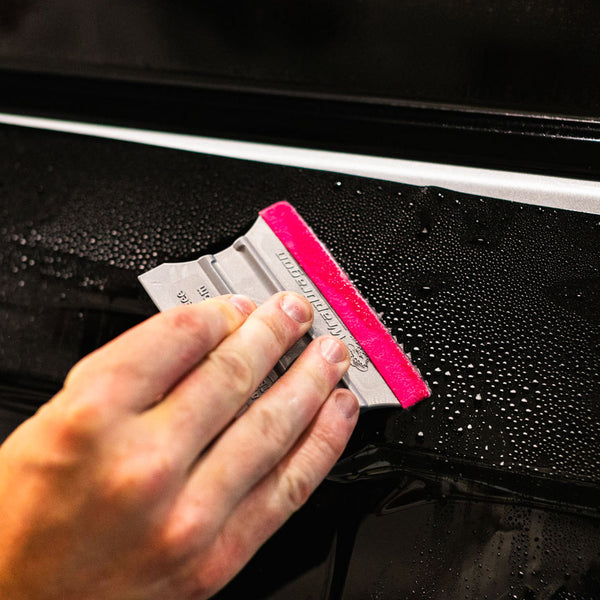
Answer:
(139, 202, 429, 409)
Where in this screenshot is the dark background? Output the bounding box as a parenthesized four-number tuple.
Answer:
(2, 1, 600, 116)
(1, 1, 600, 178)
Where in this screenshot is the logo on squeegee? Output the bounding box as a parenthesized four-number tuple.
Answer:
(347, 343, 369, 372)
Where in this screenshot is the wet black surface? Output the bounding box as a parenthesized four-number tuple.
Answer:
(0, 125, 599, 598)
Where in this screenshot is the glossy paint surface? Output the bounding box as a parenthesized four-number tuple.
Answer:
(0, 126, 598, 598)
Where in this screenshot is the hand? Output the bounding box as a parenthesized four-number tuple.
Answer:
(0, 292, 358, 600)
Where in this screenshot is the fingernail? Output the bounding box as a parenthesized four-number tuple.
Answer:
(281, 293, 312, 323)
(321, 337, 348, 364)
(335, 390, 359, 419)
(228, 294, 255, 316)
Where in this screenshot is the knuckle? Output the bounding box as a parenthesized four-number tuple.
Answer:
(99, 360, 143, 391)
(56, 368, 134, 446)
(101, 470, 135, 505)
(52, 396, 105, 448)
(158, 514, 201, 561)
(157, 504, 219, 582)
(260, 314, 290, 350)
(103, 456, 173, 504)
(167, 305, 206, 339)
(189, 570, 221, 600)
(254, 404, 291, 450)
(209, 347, 254, 398)
(188, 533, 245, 598)
(65, 356, 140, 408)
(138, 458, 174, 500)
(310, 425, 346, 461)
(194, 532, 248, 598)
(63, 354, 93, 388)
(102, 462, 142, 502)
(281, 467, 314, 512)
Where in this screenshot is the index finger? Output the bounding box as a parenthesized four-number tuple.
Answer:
(64, 295, 256, 411)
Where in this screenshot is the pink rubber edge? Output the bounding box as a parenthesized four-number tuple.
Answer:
(260, 201, 430, 408)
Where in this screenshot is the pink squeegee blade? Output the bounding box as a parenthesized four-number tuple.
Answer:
(259, 201, 429, 408)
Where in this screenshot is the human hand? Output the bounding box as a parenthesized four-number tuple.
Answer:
(0, 292, 358, 599)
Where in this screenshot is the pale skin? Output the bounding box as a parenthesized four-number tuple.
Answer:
(0, 291, 359, 600)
